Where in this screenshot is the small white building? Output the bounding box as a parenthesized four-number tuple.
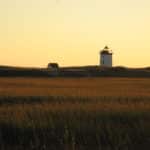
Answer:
(47, 63, 59, 76)
(47, 63, 59, 71)
(100, 46, 113, 67)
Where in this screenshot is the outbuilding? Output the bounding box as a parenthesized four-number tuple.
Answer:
(48, 63, 59, 70)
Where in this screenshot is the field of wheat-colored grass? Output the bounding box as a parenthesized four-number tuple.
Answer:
(0, 77, 150, 97)
(0, 77, 150, 150)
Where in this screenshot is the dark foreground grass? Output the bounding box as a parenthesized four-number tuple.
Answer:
(0, 96, 150, 150)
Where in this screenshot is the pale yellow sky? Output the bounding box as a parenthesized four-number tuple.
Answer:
(0, 0, 150, 67)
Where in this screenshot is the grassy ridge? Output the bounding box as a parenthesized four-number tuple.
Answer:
(0, 65, 150, 77)
(0, 96, 150, 150)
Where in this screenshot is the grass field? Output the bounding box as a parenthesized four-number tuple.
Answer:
(0, 77, 150, 150)
(0, 77, 150, 97)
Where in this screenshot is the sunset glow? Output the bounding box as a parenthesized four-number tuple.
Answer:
(0, 0, 150, 67)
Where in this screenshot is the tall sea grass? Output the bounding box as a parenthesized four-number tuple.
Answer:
(0, 96, 149, 150)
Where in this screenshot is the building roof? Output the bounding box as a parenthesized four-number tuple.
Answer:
(48, 63, 59, 68)
(104, 46, 109, 50)
(100, 46, 113, 55)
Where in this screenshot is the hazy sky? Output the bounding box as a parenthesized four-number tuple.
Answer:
(0, 0, 150, 67)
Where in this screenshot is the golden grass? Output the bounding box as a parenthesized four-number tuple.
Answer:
(0, 77, 150, 97)
(0, 77, 150, 149)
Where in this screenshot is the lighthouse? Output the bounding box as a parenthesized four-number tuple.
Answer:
(100, 46, 113, 67)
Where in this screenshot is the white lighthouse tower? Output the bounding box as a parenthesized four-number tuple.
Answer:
(100, 46, 113, 67)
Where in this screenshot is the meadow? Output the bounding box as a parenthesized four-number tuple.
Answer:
(0, 77, 150, 149)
